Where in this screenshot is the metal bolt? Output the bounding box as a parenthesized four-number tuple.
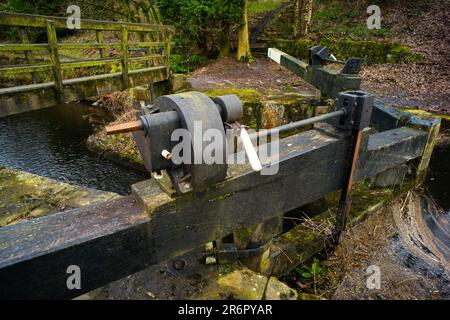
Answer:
(173, 259, 186, 270)
(161, 149, 172, 160)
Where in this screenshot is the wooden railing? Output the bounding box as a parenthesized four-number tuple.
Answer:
(0, 12, 175, 100)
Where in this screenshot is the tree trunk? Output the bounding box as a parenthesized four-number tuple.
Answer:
(299, 0, 313, 38)
(293, 0, 301, 39)
(237, 1, 253, 62)
(219, 23, 231, 58)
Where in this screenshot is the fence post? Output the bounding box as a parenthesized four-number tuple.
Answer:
(164, 31, 172, 79)
(121, 26, 129, 89)
(46, 20, 64, 102)
(96, 30, 109, 73)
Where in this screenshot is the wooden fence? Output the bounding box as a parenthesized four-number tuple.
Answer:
(0, 12, 175, 116)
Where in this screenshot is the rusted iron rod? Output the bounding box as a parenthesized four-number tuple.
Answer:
(105, 120, 143, 135)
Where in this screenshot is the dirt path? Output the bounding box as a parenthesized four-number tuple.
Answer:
(361, 0, 450, 115)
(188, 57, 319, 98)
(249, 1, 290, 44)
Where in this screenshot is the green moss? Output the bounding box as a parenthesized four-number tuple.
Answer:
(205, 88, 262, 104)
(248, 0, 281, 14)
(269, 38, 424, 65)
(400, 108, 450, 122)
(0, 168, 118, 227)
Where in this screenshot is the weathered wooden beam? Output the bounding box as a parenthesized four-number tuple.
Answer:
(57, 43, 122, 50)
(131, 42, 167, 48)
(0, 64, 51, 75)
(0, 43, 49, 51)
(60, 58, 121, 69)
(268, 48, 361, 98)
(0, 125, 428, 299)
(0, 12, 175, 33)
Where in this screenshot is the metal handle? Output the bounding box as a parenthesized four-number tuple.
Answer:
(240, 128, 262, 172)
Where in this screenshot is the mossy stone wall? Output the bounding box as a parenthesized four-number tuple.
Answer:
(269, 38, 424, 64)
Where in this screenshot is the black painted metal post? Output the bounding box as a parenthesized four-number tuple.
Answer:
(333, 91, 374, 243)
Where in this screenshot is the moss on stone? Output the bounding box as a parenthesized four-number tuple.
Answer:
(0, 167, 119, 227)
(196, 268, 267, 300)
(204, 88, 262, 104)
(205, 88, 322, 130)
(269, 38, 424, 65)
(400, 108, 450, 122)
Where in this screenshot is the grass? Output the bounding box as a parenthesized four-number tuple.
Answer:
(248, 0, 283, 14)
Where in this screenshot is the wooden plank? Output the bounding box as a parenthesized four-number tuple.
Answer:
(0, 12, 175, 33)
(60, 58, 121, 69)
(268, 48, 361, 98)
(129, 55, 164, 62)
(0, 60, 130, 75)
(0, 43, 48, 51)
(129, 42, 166, 48)
(0, 126, 428, 299)
(57, 43, 121, 50)
(0, 64, 51, 75)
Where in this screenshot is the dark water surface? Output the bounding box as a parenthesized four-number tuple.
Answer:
(0, 103, 148, 195)
(425, 131, 450, 213)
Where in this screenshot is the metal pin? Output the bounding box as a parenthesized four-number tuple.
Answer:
(161, 149, 172, 160)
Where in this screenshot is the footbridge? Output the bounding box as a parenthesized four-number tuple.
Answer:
(0, 12, 174, 117)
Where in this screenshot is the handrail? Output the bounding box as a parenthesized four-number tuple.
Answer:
(0, 12, 175, 33)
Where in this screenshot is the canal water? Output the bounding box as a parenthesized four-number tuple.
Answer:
(0, 103, 148, 195)
(424, 120, 450, 215)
